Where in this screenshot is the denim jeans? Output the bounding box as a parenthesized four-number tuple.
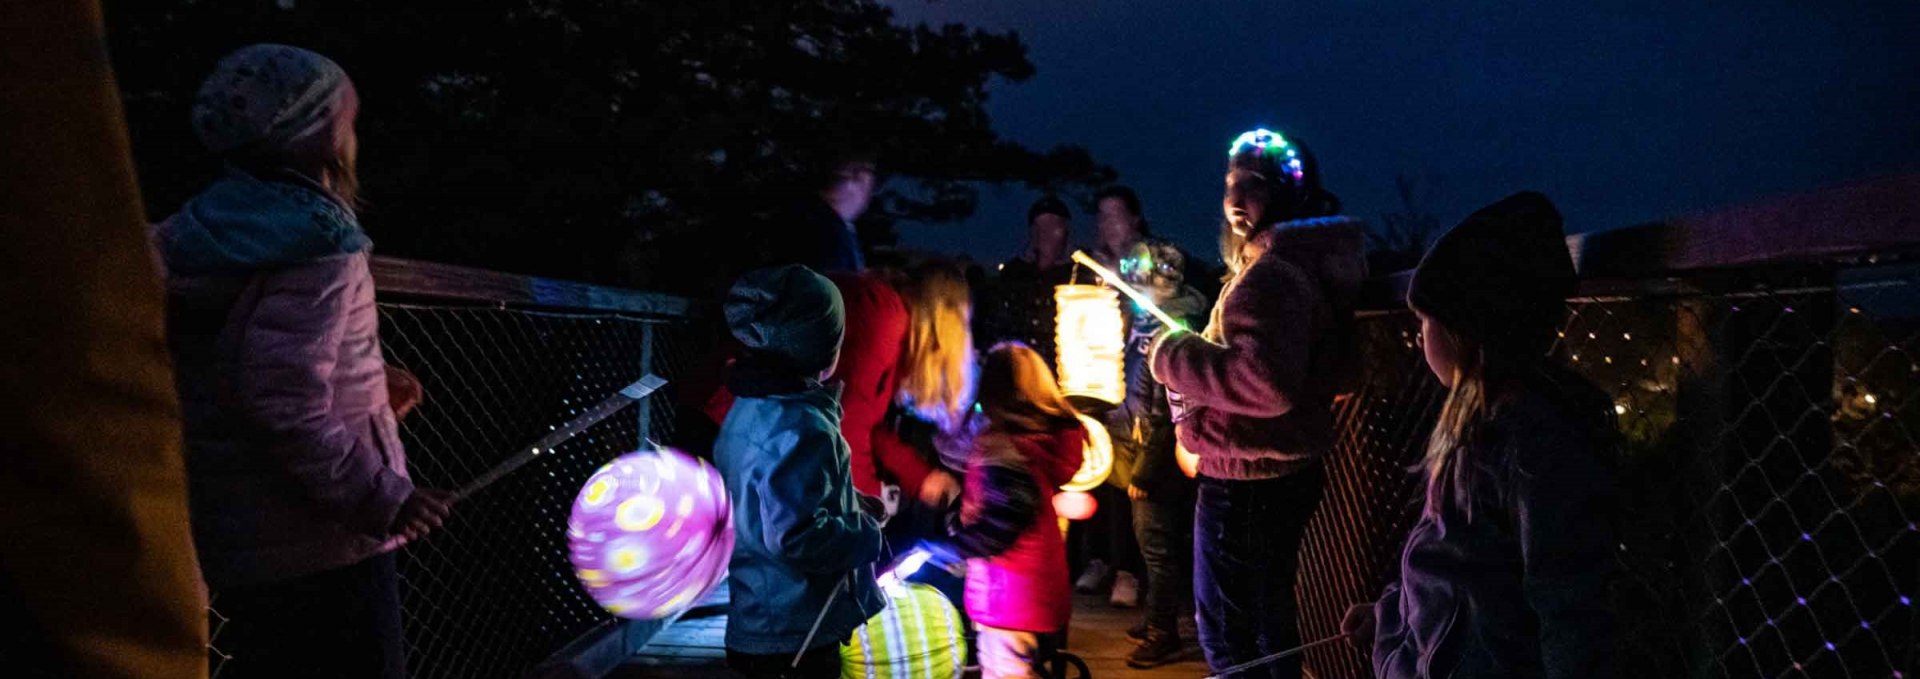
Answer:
(1132, 491, 1193, 634)
(1193, 467, 1326, 679)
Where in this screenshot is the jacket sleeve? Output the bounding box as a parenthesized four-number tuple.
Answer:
(1150, 257, 1315, 418)
(757, 425, 884, 574)
(947, 463, 1040, 559)
(1128, 417, 1177, 492)
(233, 258, 412, 536)
(1508, 412, 1621, 679)
(873, 427, 936, 498)
(828, 274, 913, 496)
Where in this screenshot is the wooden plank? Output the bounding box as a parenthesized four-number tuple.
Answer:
(369, 255, 697, 317)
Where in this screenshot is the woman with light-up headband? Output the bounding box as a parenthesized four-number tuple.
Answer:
(1146, 127, 1367, 679)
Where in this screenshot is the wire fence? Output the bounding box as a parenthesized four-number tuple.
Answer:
(206, 290, 720, 679)
(188, 254, 1920, 678)
(1297, 263, 1920, 679)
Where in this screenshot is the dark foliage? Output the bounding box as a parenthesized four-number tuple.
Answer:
(108, 0, 1115, 294)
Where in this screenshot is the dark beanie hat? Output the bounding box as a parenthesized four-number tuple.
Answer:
(1028, 196, 1071, 224)
(725, 265, 846, 376)
(1408, 191, 1576, 356)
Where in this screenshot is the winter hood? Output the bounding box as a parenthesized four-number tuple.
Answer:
(1250, 215, 1369, 300)
(159, 168, 368, 278)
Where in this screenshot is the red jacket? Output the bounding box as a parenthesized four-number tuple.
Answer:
(704, 273, 935, 497)
(956, 425, 1084, 633)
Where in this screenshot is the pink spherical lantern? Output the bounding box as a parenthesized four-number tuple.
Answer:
(1053, 490, 1098, 521)
(567, 449, 733, 620)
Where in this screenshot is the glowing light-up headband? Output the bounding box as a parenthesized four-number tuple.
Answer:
(1227, 128, 1306, 183)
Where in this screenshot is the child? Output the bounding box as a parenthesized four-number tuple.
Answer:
(1149, 128, 1365, 679)
(1113, 239, 1209, 668)
(161, 45, 448, 679)
(934, 343, 1086, 679)
(713, 265, 885, 679)
(1343, 192, 1621, 678)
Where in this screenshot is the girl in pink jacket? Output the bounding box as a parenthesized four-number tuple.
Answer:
(933, 343, 1085, 679)
(159, 44, 449, 679)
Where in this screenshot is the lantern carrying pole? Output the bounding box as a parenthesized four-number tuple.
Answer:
(1068, 250, 1187, 333)
(1201, 634, 1351, 679)
(452, 374, 669, 503)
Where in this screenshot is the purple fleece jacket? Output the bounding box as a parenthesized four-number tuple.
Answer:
(1149, 216, 1366, 480)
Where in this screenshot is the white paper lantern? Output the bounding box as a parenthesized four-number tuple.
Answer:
(1054, 284, 1125, 404)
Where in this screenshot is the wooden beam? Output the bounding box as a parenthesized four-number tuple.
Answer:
(369, 256, 696, 317)
(1569, 173, 1920, 278)
(1361, 174, 1920, 309)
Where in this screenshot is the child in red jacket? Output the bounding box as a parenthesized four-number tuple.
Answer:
(933, 342, 1085, 679)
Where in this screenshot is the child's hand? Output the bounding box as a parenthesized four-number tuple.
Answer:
(918, 470, 961, 506)
(1341, 602, 1375, 650)
(389, 488, 452, 543)
(855, 492, 889, 523)
(1127, 484, 1147, 501)
(385, 364, 423, 421)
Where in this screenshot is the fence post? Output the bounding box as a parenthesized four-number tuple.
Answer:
(639, 323, 655, 447)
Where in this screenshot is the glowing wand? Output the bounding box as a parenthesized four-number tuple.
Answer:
(1070, 250, 1187, 333)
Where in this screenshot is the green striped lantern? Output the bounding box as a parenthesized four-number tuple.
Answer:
(840, 582, 966, 679)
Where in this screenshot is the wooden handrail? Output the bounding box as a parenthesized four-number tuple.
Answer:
(1360, 173, 1920, 309)
(1568, 173, 1920, 279)
(369, 256, 697, 317)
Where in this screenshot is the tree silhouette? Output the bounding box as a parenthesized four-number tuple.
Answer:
(107, 0, 1115, 293)
(1368, 173, 1444, 274)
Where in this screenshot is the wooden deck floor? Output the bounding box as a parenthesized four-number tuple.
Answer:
(612, 585, 1209, 679)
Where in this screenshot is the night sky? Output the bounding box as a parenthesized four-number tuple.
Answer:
(882, 1, 1920, 267)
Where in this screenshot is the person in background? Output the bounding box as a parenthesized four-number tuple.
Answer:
(1069, 186, 1151, 609)
(1114, 240, 1209, 668)
(763, 151, 879, 275)
(1343, 192, 1620, 679)
(713, 265, 885, 679)
(1087, 185, 1151, 272)
(707, 259, 973, 538)
(1148, 127, 1365, 679)
(156, 45, 451, 679)
(1, 2, 207, 675)
(979, 196, 1076, 362)
(931, 343, 1086, 679)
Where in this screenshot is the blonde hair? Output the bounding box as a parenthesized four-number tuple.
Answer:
(896, 261, 976, 431)
(978, 342, 1080, 434)
(1422, 318, 1489, 520)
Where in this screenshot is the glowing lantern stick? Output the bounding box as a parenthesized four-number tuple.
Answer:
(1069, 250, 1188, 334)
(454, 374, 669, 503)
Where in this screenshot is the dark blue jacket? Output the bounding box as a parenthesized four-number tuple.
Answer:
(714, 383, 885, 654)
(763, 198, 865, 275)
(1373, 363, 1621, 679)
(1106, 284, 1207, 495)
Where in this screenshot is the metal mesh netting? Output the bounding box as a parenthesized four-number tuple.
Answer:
(207, 302, 716, 679)
(1298, 264, 1920, 678)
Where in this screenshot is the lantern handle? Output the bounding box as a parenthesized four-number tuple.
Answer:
(1068, 251, 1188, 333)
(452, 374, 668, 503)
(793, 578, 847, 669)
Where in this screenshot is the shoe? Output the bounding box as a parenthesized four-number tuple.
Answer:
(1109, 571, 1140, 608)
(1074, 560, 1110, 594)
(1125, 622, 1151, 644)
(1125, 628, 1184, 669)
